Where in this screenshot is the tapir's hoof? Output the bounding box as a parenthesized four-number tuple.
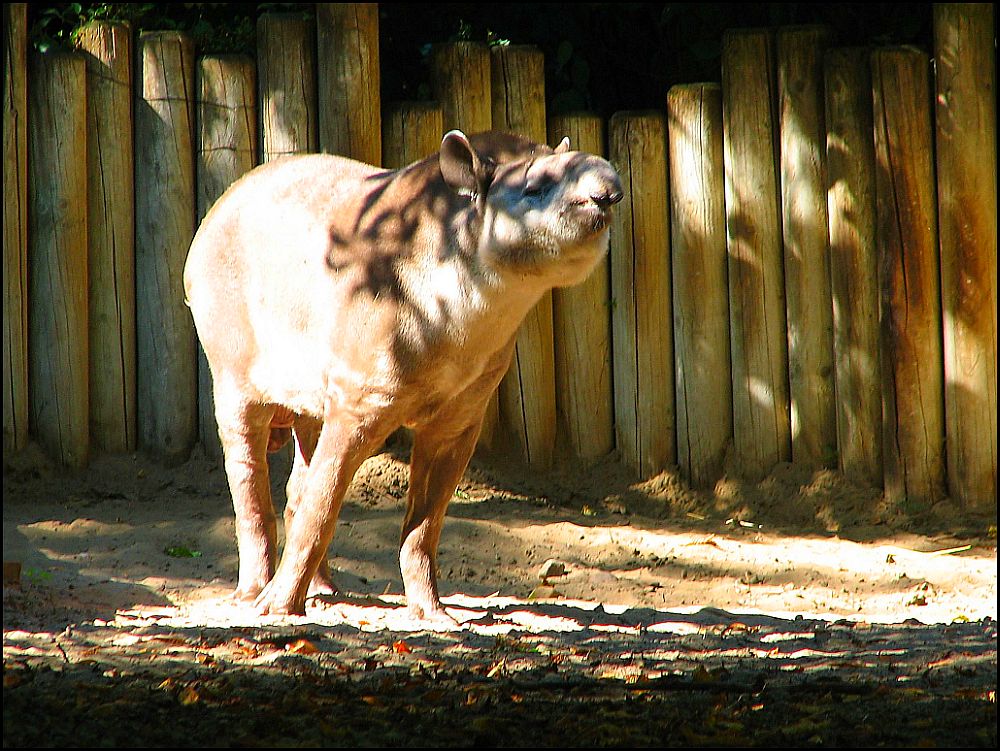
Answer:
(407, 603, 461, 631)
(254, 583, 307, 616)
(230, 584, 265, 604)
(306, 571, 338, 599)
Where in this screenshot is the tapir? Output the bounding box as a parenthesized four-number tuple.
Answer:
(183, 130, 623, 623)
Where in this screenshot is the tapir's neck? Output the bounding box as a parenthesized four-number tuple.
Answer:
(362, 158, 560, 358)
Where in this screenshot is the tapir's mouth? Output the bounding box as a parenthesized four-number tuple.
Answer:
(570, 200, 614, 234)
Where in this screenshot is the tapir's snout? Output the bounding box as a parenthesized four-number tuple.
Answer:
(578, 157, 623, 209)
(576, 160, 623, 231)
(591, 185, 624, 210)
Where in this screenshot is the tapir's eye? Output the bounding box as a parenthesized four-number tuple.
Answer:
(523, 180, 550, 200)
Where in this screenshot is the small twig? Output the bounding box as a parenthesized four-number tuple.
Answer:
(924, 545, 973, 557)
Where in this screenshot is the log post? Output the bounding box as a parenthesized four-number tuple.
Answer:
(135, 31, 197, 465)
(3, 3, 28, 456)
(196, 55, 257, 460)
(430, 41, 492, 134)
(548, 113, 614, 461)
(609, 111, 675, 478)
(76, 20, 136, 455)
(933, 3, 997, 508)
(257, 12, 317, 161)
(28, 50, 89, 468)
(824, 48, 882, 487)
(490, 44, 557, 468)
(721, 29, 791, 480)
(316, 2, 380, 164)
(871, 47, 945, 507)
(778, 26, 836, 468)
(382, 101, 443, 169)
(430, 40, 495, 447)
(667, 84, 731, 487)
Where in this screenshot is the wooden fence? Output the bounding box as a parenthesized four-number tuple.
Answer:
(2, 3, 995, 509)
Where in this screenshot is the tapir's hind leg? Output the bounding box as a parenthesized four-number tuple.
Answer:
(399, 418, 481, 624)
(216, 399, 278, 601)
(283, 415, 337, 597)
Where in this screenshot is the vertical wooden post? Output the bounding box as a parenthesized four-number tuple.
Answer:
(721, 29, 791, 480)
(316, 2, 380, 164)
(3, 3, 28, 456)
(430, 40, 495, 447)
(933, 3, 997, 508)
(872, 47, 945, 507)
(382, 101, 443, 169)
(76, 20, 136, 455)
(778, 26, 836, 468)
(824, 48, 882, 487)
(257, 12, 317, 162)
(430, 41, 492, 134)
(609, 111, 675, 478)
(135, 31, 197, 465)
(28, 50, 89, 468)
(490, 44, 545, 141)
(668, 84, 731, 488)
(196, 55, 257, 460)
(490, 44, 557, 468)
(548, 113, 614, 461)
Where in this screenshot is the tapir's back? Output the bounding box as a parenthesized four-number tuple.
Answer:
(184, 152, 390, 413)
(185, 153, 384, 303)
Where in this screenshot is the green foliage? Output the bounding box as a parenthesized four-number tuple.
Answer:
(26, 3, 934, 118)
(27, 3, 307, 55)
(164, 544, 202, 558)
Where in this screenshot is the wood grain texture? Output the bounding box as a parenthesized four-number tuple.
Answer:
(28, 50, 89, 468)
(872, 46, 945, 506)
(778, 26, 836, 468)
(933, 3, 997, 508)
(430, 41, 492, 135)
(609, 111, 675, 478)
(825, 48, 882, 487)
(668, 84, 731, 487)
(257, 13, 317, 161)
(316, 2, 380, 165)
(722, 29, 791, 480)
(382, 101, 443, 169)
(3, 3, 28, 456)
(77, 20, 136, 454)
(135, 31, 197, 464)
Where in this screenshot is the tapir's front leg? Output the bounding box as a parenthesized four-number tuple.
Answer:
(400, 416, 483, 625)
(255, 415, 388, 615)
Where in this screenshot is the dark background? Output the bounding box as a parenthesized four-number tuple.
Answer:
(28, 3, 935, 118)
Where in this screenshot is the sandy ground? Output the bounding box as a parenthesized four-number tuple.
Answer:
(3, 439, 996, 631)
(4, 441, 996, 746)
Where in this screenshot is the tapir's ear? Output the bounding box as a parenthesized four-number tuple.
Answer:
(440, 130, 483, 197)
(554, 136, 571, 154)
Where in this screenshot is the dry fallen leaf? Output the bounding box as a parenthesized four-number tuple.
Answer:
(285, 638, 319, 655)
(178, 684, 201, 706)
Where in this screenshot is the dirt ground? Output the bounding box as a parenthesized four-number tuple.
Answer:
(3, 440, 997, 747)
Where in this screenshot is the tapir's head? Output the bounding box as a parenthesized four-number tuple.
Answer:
(439, 130, 623, 287)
